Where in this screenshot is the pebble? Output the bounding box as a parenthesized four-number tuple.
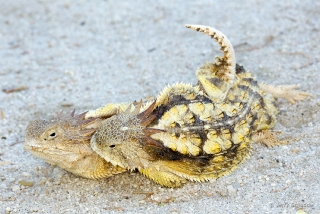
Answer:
(216, 188, 228, 197)
(227, 185, 236, 196)
(233, 181, 240, 189)
(5, 207, 11, 214)
(31, 207, 39, 212)
(209, 179, 216, 183)
(0, 183, 7, 189)
(22, 172, 30, 177)
(18, 180, 34, 187)
(11, 185, 20, 192)
(296, 210, 308, 214)
(152, 196, 159, 201)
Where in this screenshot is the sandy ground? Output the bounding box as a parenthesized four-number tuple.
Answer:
(0, 0, 319, 213)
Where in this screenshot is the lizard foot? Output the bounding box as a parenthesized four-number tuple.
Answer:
(252, 130, 287, 148)
(259, 83, 312, 104)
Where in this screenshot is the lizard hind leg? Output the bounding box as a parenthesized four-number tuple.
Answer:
(259, 83, 312, 104)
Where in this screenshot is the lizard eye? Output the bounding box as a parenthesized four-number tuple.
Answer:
(44, 131, 57, 141)
(109, 145, 115, 148)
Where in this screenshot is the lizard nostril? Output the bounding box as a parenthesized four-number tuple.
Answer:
(109, 145, 115, 148)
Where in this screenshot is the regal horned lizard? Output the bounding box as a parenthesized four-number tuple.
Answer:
(25, 25, 310, 187)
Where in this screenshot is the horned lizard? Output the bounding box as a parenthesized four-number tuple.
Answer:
(25, 25, 310, 188)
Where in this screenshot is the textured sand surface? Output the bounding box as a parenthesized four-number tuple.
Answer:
(0, 0, 319, 213)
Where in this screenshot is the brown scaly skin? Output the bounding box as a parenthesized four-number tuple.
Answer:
(24, 110, 126, 179)
(25, 25, 311, 187)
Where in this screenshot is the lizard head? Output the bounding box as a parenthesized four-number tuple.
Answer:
(24, 110, 124, 179)
(90, 101, 164, 170)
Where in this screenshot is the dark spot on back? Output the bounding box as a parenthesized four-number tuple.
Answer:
(156, 94, 212, 120)
(192, 113, 206, 127)
(242, 77, 258, 87)
(236, 64, 246, 74)
(237, 84, 250, 92)
(197, 129, 208, 149)
(210, 77, 224, 88)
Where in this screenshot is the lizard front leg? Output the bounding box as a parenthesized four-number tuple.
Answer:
(139, 165, 187, 188)
(252, 129, 287, 148)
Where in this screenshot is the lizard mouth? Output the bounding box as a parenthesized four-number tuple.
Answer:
(24, 138, 86, 167)
(24, 139, 42, 152)
(23, 140, 55, 164)
(24, 140, 56, 157)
